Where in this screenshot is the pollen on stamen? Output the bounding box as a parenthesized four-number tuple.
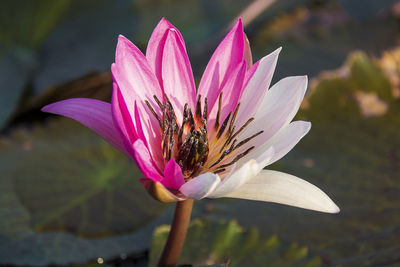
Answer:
(146, 93, 209, 179)
(145, 93, 264, 179)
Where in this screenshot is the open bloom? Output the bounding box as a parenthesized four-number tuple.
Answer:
(42, 18, 339, 213)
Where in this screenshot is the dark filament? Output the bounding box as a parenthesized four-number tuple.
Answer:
(146, 94, 209, 179)
(210, 97, 262, 172)
(146, 91, 263, 178)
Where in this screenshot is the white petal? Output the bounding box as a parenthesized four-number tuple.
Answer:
(225, 170, 340, 214)
(236, 47, 281, 126)
(238, 76, 308, 148)
(268, 121, 311, 164)
(247, 121, 311, 168)
(209, 148, 274, 198)
(179, 172, 221, 200)
(257, 76, 307, 122)
(208, 160, 258, 198)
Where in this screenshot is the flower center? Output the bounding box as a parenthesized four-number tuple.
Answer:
(145, 93, 263, 180)
(146, 94, 209, 178)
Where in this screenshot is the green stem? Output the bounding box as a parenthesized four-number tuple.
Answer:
(158, 199, 194, 267)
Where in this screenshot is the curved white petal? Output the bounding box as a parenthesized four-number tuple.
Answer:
(179, 172, 221, 200)
(225, 170, 340, 214)
(208, 160, 258, 198)
(236, 47, 281, 126)
(246, 121, 311, 168)
(268, 121, 311, 164)
(257, 76, 307, 122)
(209, 147, 274, 198)
(238, 76, 308, 149)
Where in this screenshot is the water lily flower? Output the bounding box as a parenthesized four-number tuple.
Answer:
(42, 18, 339, 214)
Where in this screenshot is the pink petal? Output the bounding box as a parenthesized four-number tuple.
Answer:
(236, 47, 281, 126)
(198, 19, 245, 115)
(208, 60, 246, 128)
(162, 159, 185, 190)
(42, 98, 129, 156)
(111, 82, 137, 145)
(132, 139, 163, 182)
(112, 35, 164, 166)
(146, 18, 185, 88)
(179, 172, 221, 200)
(161, 28, 196, 122)
(114, 35, 162, 102)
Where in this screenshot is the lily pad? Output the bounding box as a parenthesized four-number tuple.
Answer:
(149, 219, 323, 267)
(0, 118, 167, 265)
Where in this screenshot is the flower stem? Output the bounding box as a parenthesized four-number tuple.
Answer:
(158, 199, 194, 267)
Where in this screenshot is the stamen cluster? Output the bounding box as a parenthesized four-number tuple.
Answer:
(146, 95, 209, 179)
(146, 92, 263, 180)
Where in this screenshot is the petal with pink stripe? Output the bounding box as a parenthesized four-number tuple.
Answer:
(198, 19, 245, 115)
(161, 28, 196, 122)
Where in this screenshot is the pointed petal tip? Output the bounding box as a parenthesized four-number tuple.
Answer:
(332, 203, 341, 214)
(41, 101, 64, 114)
(41, 104, 50, 113)
(117, 35, 134, 49)
(281, 75, 308, 87)
(304, 120, 312, 132)
(258, 47, 282, 66)
(168, 27, 178, 34)
(118, 34, 127, 41)
(225, 170, 341, 214)
(321, 198, 340, 214)
(116, 35, 130, 50)
(233, 17, 243, 30)
(159, 17, 173, 26)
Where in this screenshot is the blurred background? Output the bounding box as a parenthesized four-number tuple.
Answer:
(1, 0, 400, 266)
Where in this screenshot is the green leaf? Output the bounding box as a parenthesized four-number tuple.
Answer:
(0, 118, 167, 265)
(149, 219, 323, 267)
